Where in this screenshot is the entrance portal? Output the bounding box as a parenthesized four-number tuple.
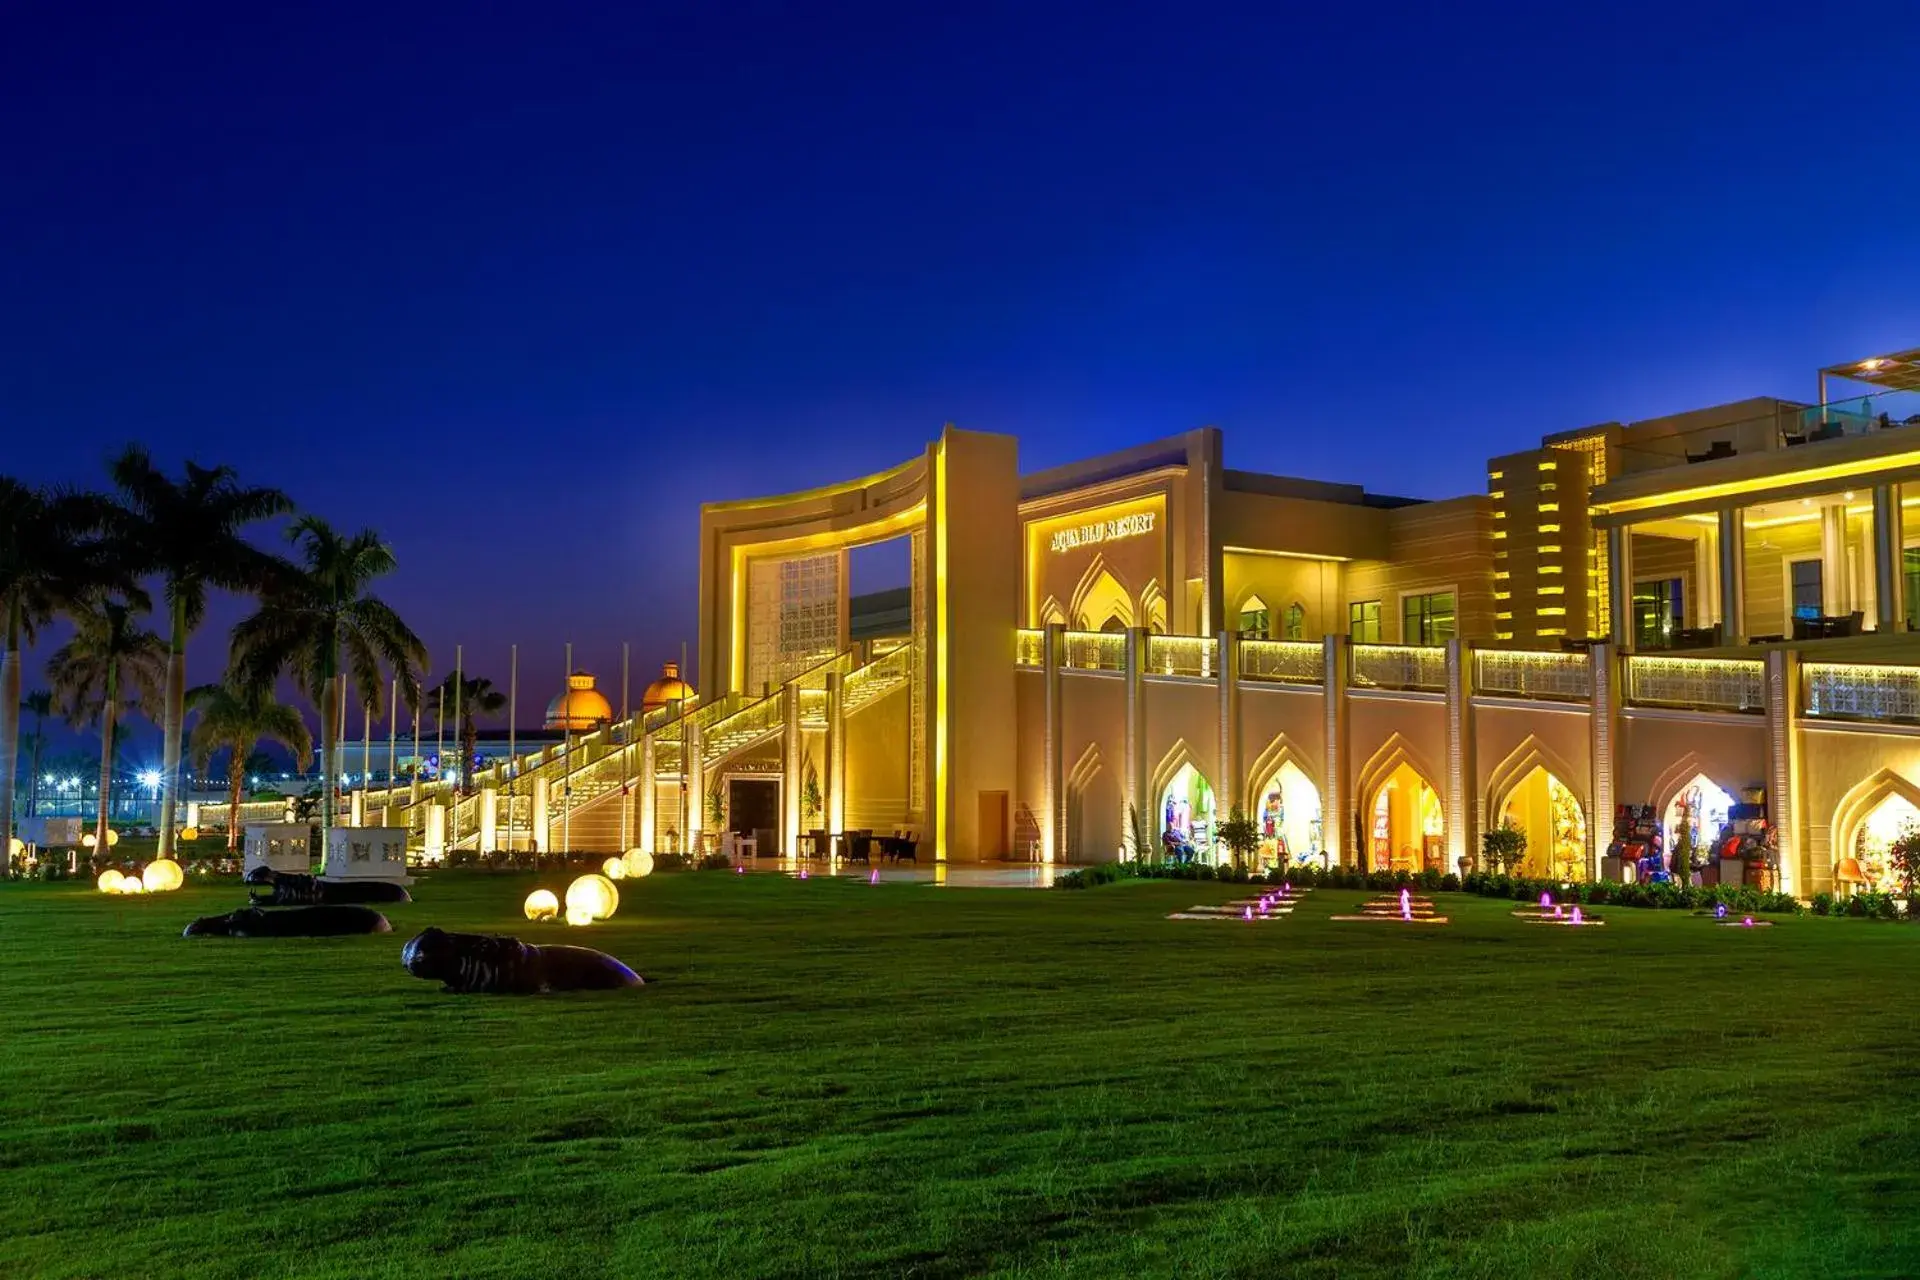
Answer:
(1367, 765, 1443, 873)
(1846, 793, 1920, 893)
(1255, 761, 1322, 869)
(1499, 767, 1587, 880)
(727, 777, 780, 851)
(1159, 763, 1217, 863)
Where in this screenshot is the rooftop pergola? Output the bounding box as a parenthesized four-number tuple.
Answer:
(1820, 347, 1920, 400)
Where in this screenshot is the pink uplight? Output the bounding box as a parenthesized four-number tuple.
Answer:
(1399, 888, 1411, 922)
(1570, 906, 1584, 925)
(869, 869, 879, 885)
(1243, 906, 1253, 921)
(1539, 891, 1553, 909)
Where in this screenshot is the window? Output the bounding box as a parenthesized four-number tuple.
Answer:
(1238, 606, 1270, 639)
(1401, 591, 1456, 644)
(1283, 602, 1305, 641)
(1633, 578, 1683, 649)
(1348, 600, 1382, 643)
(1905, 548, 1920, 630)
(1790, 559, 1823, 621)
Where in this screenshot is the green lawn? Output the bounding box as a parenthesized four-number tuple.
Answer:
(2, 873, 1917, 1278)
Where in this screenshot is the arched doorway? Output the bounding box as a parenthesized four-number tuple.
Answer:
(1498, 767, 1587, 880)
(1366, 764, 1443, 873)
(1159, 762, 1218, 863)
(1845, 793, 1920, 893)
(1663, 773, 1734, 877)
(1254, 761, 1322, 869)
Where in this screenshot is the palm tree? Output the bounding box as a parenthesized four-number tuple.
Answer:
(431, 674, 508, 795)
(21, 691, 52, 818)
(109, 447, 291, 858)
(228, 516, 427, 843)
(46, 600, 168, 853)
(0, 479, 119, 858)
(187, 680, 312, 851)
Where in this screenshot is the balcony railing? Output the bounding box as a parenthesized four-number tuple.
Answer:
(1147, 634, 1215, 679)
(1062, 630, 1126, 672)
(1240, 640, 1324, 685)
(1350, 644, 1447, 692)
(1625, 655, 1764, 714)
(1803, 662, 1920, 724)
(1015, 628, 1045, 668)
(1475, 650, 1591, 702)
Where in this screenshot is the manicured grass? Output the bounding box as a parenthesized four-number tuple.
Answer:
(2, 874, 1918, 1278)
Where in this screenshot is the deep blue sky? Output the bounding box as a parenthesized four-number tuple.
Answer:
(6, 0, 1920, 734)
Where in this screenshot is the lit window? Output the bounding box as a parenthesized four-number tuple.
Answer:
(1496, 611, 1513, 620)
(1538, 628, 1565, 637)
(1493, 591, 1511, 600)
(1540, 586, 1564, 595)
(1239, 604, 1271, 640)
(1347, 600, 1382, 643)
(1538, 460, 1557, 471)
(1496, 631, 1514, 640)
(1539, 607, 1567, 616)
(1402, 590, 1457, 644)
(1492, 530, 1507, 539)
(1541, 565, 1563, 574)
(1489, 470, 1505, 481)
(1540, 503, 1559, 512)
(1541, 482, 1557, 492)
(1283, 602, 1305, 641)
(1493, 510, 1507, 519)
(1790, 560, 1822, 621)
(1539, 524, 1561, 533)
(1540, 545, 1561, 554)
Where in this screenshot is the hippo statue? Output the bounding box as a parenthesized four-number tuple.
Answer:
(245, 868, 411, 905)
(184, 905, 393, 938)
(401, 927, 644, 994)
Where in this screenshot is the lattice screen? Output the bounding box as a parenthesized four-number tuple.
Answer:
(747, 552, 841, 695)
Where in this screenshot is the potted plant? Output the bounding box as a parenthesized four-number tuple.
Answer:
(1215, 808, 1261, 871)
(1481, 819, 1529, 877)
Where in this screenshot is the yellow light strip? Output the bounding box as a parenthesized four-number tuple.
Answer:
(1595, 448, 1920, 516)
(1220, 545, 1352, 563)
(933, 443, 950, 863)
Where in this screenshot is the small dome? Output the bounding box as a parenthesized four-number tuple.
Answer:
(641, 662, 697, 714)
(545, 671, 613, 731)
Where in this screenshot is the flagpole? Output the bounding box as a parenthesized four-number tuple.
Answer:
(386, 676, 398, 821)
(680, 638, 689, 856)
(508, 643, 518, 850)
(562, 641, 573, 855)
(620, 641, 631, 852)
(451, 644, 463, 851)
(360, 693, 371, 824)
(411, 689, 422, 805)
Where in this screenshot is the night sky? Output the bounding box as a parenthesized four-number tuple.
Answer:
(7, 1, 1920, 742)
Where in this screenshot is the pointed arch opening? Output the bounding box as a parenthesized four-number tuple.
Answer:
(1484, 735, 1591, 880)
(1238, 594, 1272, 640)
(1356, 734, 1446, 874)
(1254, 759, 1323, 869)
(1148, 740, 1217, 863)
(1065, 743, 1122, 864)
(1070, 556, 1135, 633)
(1831, 768, 1920, 896)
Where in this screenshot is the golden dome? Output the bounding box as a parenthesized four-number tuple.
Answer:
(641, 662, 697, 714)
(545, 671, 613, 731)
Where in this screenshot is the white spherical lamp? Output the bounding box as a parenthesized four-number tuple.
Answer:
(82, 833, 97, 849)
(565, 873, 619, 922)
(602, 856, 627, 880)
(623, 848, 654, 878)
(119, 877, 146, 895)
(142, 859, 184, 893)
(523, 889, 560, 921)
(565, 905, 595, 927)
(106, 829, 120, 847)
(97, 869, 126, 894)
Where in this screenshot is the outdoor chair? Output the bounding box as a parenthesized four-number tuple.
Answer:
(888, 831, 919, 863)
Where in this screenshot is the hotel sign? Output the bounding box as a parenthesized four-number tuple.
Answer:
(1049, 511, 1157, 554)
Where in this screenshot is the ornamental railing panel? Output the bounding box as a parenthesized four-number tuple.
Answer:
(1015, 629, 1045, 668)
(844, 643, 914, 715)
(1625, 655, 1764, 713)
(1239, 640, 1324, 685)
(1351, 644, 1447, 692)
(1474, 649, 1591, 702)
(1147, 634, 1215, 679)
(1062, 630, 1126, 672)
(1803, 662, 1920, 724)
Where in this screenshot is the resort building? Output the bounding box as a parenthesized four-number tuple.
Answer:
(313, 348, 1920, 899)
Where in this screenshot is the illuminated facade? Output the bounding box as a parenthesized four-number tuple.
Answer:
(299, 348, 1920, 898)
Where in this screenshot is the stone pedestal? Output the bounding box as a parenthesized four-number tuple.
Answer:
(324, 826, 410, 882)
(243, 824, 315, 878)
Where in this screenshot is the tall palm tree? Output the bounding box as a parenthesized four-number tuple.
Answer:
(109, 447, 290, 858)
(187, 680, 312, 851)
(21, 691, 53, 818)
(431, 674, 508, 796)
(46, 600, 168, 853)
(228, 516, 427, 843)
(0, 479, 118, 857)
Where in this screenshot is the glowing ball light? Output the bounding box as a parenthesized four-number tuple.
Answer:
(623, 849, 654, 878)
(107, 829, 119, 847)
(7, 836, 22, 859)
(119, 878, 146, 895)
(565, 873, 619, 923)
(82, 833, 97, 849)
(602, 856, 627, 881)
(96, 869, 126, 894)
(180, 826, 199, 842)
(523, 889, 560, 922)
(565, 906, 596, 927)
(142, 859, 184, 893)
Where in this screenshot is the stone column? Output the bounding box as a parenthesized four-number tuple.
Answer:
(1321, 634, 1352, 869)
(1872, 482, 1905, 632)
(1123, 627, 1148, 855)
(1820, 503, 1850, 617)
(1606, 525, 1635, 651)
(349, 789, 365, 828)
(1694, 526, 1720, 629)
(1765, 650, 1805, 896)
(530, 776, 549, 856)
(477, 785, 497, 852)
(1718, 508, 1747, 644)
(424, 803, 446, 863)
(1042, 622, 1065, 862)
(1217, 629, 1242, 827)
(782, 684, 802, 857)
(686, 722, 706, 853)
(1589, 642, 1620, 881)
(825, 671, 846, 836)
(638, 735, 656, 853)
(1443, 637, 1476, 875)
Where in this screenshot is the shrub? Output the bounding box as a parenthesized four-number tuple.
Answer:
(1482, 820, 1530, 877)
(697, 853, 732, 872)
(1810, 892, 1834, 916)
(1214, 809, 1261, 870)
